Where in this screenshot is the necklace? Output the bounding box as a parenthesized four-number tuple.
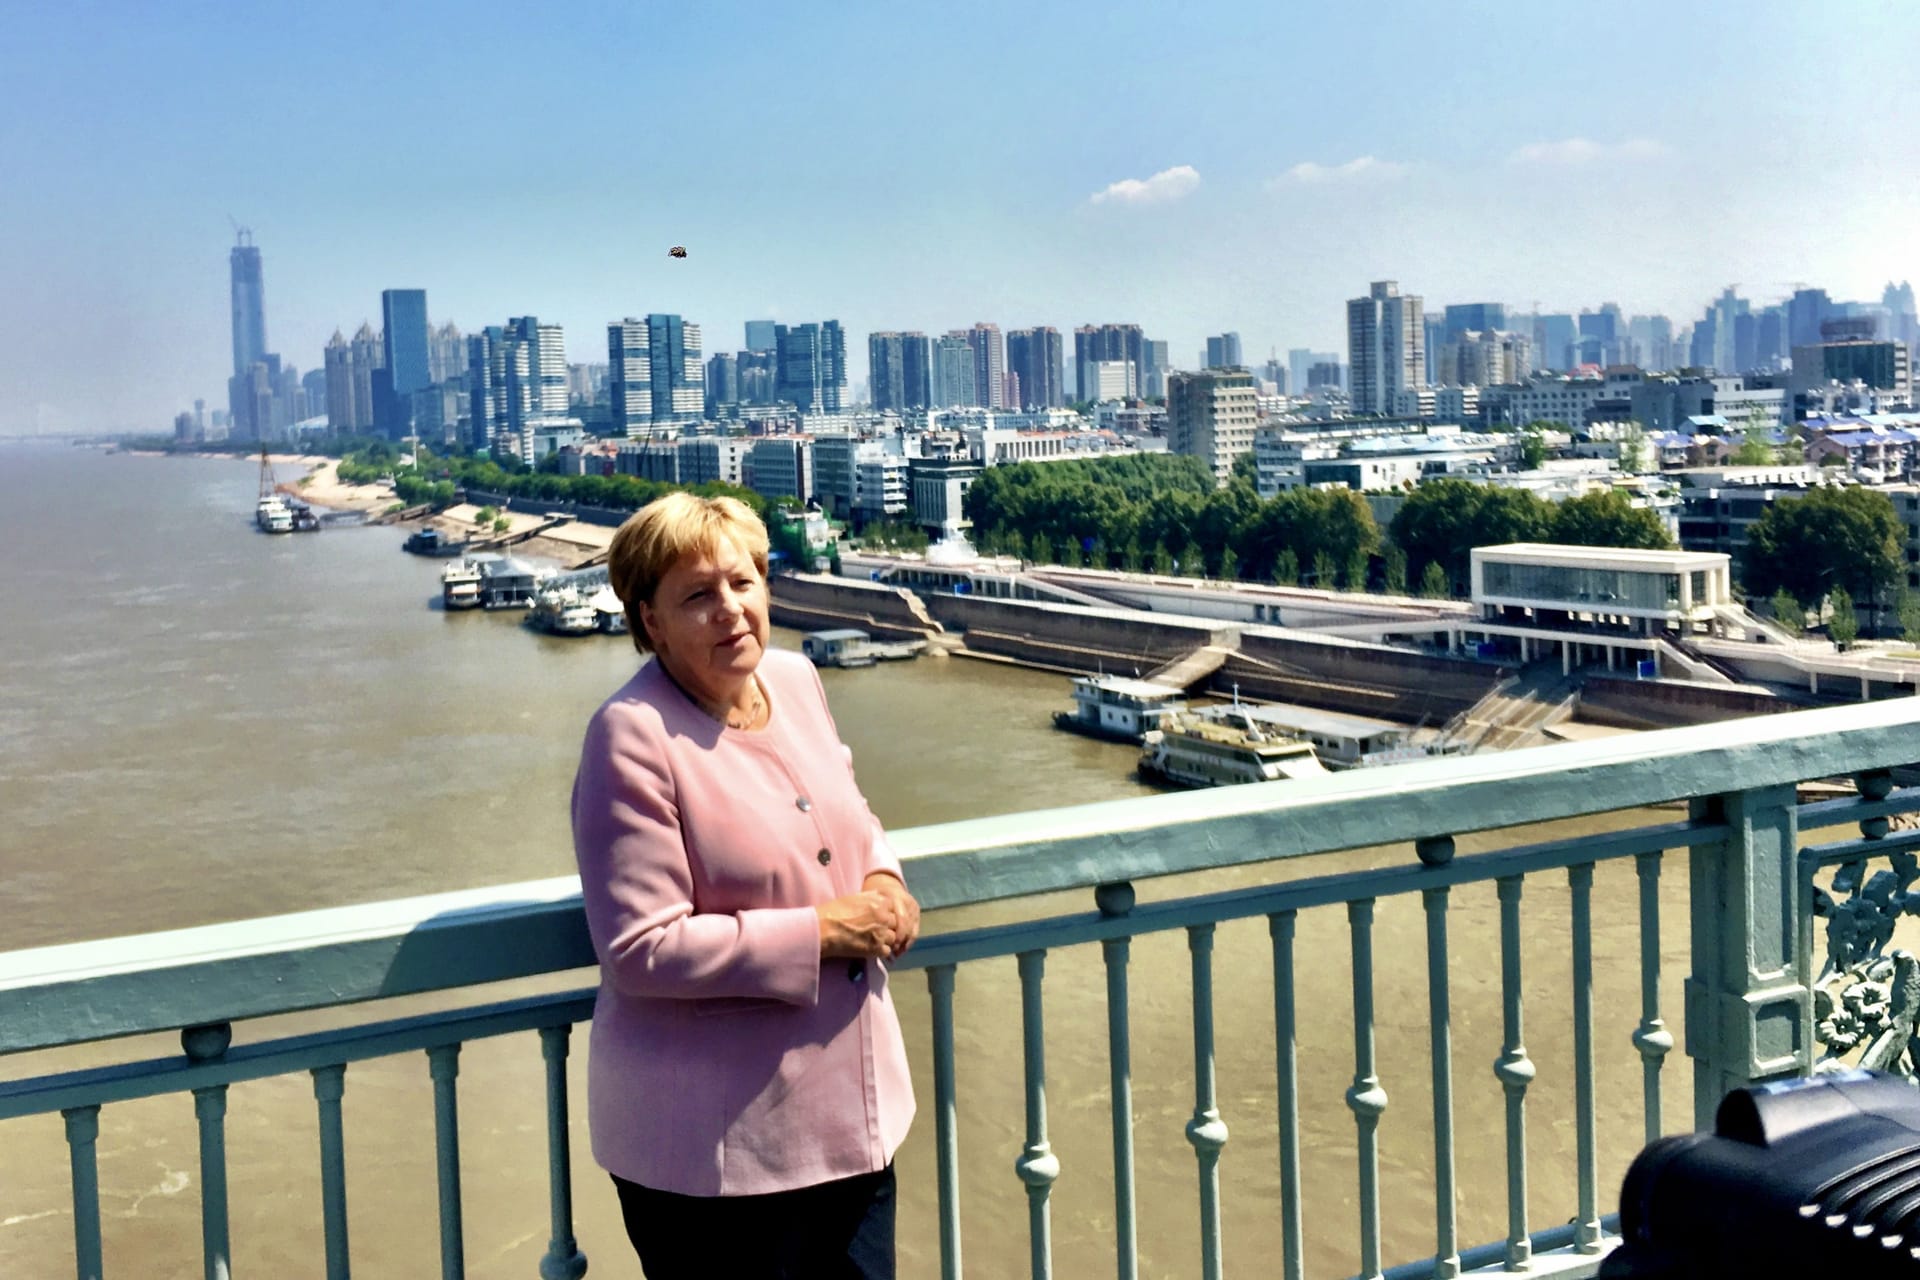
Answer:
(723, 678, 767, 730)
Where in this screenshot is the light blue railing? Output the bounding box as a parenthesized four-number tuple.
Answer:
(5, 698, 1920, 1280)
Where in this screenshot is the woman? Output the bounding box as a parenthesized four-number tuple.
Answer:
(572, 492, 918, 1279)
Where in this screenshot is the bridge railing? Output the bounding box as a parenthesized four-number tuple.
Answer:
(5, 698, 1920, 1279)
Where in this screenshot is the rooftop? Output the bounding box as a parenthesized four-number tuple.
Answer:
(1473, 542, 1730, 570)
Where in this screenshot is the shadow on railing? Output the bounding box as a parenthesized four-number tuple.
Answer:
(5, 699, 1920, 1279)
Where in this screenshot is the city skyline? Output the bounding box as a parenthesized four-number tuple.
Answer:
(3, 0, 1918, 433)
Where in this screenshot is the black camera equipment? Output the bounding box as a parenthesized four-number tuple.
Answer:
(1602, 1068, 1920, 1278)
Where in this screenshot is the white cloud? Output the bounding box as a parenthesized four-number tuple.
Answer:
(1268, 155, 1410, 187)
(1507, 138, 1670, 166)
(1089, 164, 1201, 206)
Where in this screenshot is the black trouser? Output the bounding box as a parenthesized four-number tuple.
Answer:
(612, 1164, 895, 1279)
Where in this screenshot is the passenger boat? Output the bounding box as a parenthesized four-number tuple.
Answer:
(1138, 710, 1327, 788)
(1052, 675, 1187, 743)
(403, 527, 468, 558)
(255, 497, 293, 534)
(530, 587, 600, 636)
(441, 559, 483, 610)
(589, 586, 628, 635)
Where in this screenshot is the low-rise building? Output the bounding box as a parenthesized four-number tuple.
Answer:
(910, 456, 984, 533)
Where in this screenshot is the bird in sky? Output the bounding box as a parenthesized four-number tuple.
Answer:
(668, 246, 688, 258)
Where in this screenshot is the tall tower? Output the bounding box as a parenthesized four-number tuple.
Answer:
(1347, 281, 1424, 415)
(230, 230, 267, 378)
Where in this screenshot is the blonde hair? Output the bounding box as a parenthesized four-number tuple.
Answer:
(607, 492, 770, 654)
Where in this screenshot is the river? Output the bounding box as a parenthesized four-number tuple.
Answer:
(0, 444, 1692, 1278)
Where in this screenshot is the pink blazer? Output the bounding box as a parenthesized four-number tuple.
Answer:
(570, 648, 915, 1196)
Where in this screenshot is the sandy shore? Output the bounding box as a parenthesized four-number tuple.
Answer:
(284, 458, 396, 512)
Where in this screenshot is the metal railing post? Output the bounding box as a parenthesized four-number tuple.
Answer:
(1685, 784, 1808, 1128)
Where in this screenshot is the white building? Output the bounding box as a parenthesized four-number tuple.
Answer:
(748, 436, 815, 504)
(1088, 360, 1133, 402)
(1168, 368, 1257, 485)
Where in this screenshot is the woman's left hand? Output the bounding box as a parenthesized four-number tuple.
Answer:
(862, 873, 920, 958)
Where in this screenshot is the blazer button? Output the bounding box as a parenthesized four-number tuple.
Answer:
(796, 796, 812, 812)
(817, 848, 832, 865)
(847, 960, 866, 984)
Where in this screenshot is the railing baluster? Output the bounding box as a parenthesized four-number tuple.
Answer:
(427, 1044, 465, 1280)
(1269, 911, 1304, 1280)
(1347, 898, 1389, 1280)
(1186, 923, 1229, 1280)
(1423, 879, 1460, 1279)
(192, 1086, 232, 1280)
(537, 1026, 587, 1280)
(1569, 863, 1602, 1253)
(1098, 882, 1138, 1280)
(1633, 851, 1671, 1146)
(928, 965, 963, 1280)
(1494, 875, 1535, 1271)
(1014, 950, 1059, 1280)
(311, 1065, 350, 1280)
(63, 1105, 103, 1280)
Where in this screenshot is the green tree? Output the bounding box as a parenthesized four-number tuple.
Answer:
(1548, 489, 1675, 550)
(1344, 548, 1370, 591)
(1151, 541, 1171, 574)
(1240, 487, 1379, 584)
(1617, 426, 1650, 474)
(1420, 560, 1450, 598)
(1311, 549, 1337, 588)
(1729, 434, 1777, 465)
(1179, 542, 1205, 577)
(1121, 540, 1142, 572)
(492, 517, 510, 534)
(1520, 429, 1548, 470)
(1828, 586, 1859, 650)
(1230, 450, 1259, 487)
(1741, 488, 1902, 617)
(1274, 548, 1300, 586)
(1089, 536, 1108, 569)
(1770, 587, 1806, 635)
(1901, 591, 1920, 647)
(1383, 545, 1408, 595)
(1003, 529, 1025, 562)
(1030, 533, 1054, 565)
(1219, 547, 1240, 581)
(1390, 479, 1550, 593)
(1779, 428, 1806, 465)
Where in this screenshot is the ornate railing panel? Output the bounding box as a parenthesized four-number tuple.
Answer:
(4, 699, 1920, 1279)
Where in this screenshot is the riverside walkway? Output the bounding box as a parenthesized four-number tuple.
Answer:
(5, 699, 1920, 1278)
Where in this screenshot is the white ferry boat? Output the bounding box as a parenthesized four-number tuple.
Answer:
(801, 629, 927, 667)
(1052, 675, 1187, 743)
(441, 559, 483, 610)
(1138, 710, 1327, 788)
(255, 497, 293, 534)
(589, 585, 628, 635)
(530, 587, 599, 636)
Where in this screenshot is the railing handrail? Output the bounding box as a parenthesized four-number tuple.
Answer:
(4, 696, 1918, 1057)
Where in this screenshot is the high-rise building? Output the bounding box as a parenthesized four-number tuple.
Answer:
(931, 336, 975, 408)
(1204, 333, 1244, 369)
(650, 314, 703, 422)
(1423, 316, 1447, 385)
(301, 369, 327, 423)
(429, 322, 466, 384)
(324, 330, 355, 433)
(349, 323, 382, 430)
(378, 289, 431, 436)
(1074, 324, 1146, 401)
(1576, 304, 1624, 367)
(1442, 303, 1507, 341)
(1143, 340, 1170, 398)
(1289, 348, 1341, 393)
(1532, 314, 1576, 372)
(775, 321, 847, 413)
(737, 349, 776, 405)
(965, 324, 1007, 409)
(230, 234, 267, 381)
(1168, 369, 1258, 485)
(1346, 281, 1425, 415)
(744, 320, 778, 353)
(868, 332, 910, 412)
(1627, 315, 1675, 371)
(706, 352, 738, 418)
(1006, 327, 1065, 409)
(608, 316, 702, 434)
(900, 332, 932, 410)
(466, 326, 507, 450)
(608, 319, 652, 435)
(1787, 288, 1833, 351)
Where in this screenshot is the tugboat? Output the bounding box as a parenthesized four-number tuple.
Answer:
(403, 526, 468, 557)
(1052, 674, 1187, 743)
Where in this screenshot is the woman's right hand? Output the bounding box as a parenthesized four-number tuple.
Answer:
(818, 890, 899, 959)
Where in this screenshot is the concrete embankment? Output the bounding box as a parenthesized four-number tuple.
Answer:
(767, 574, 936, 642)
(1217, 629, 1509, 723)
(1577, 675, 1807, 729)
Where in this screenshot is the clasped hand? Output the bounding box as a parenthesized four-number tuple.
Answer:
(818, 874, 920, 961)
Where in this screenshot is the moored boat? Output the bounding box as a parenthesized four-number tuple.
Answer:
(441, 559, 483, 610)
(1138, 710, 1327, 788)
(1052, 674, 1187, 743)
(256, 497, 293, 534)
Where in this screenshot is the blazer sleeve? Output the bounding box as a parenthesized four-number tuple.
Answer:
(802, 661, 905, 884)
(571, 701, 822, 1006)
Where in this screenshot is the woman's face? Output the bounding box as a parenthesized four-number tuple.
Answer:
(640, 534, 770, 699)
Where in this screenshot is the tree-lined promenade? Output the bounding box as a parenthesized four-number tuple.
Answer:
(963, 453, 1674, 596)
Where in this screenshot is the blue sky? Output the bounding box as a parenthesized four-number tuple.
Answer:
(3, 0, 1916, 432)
